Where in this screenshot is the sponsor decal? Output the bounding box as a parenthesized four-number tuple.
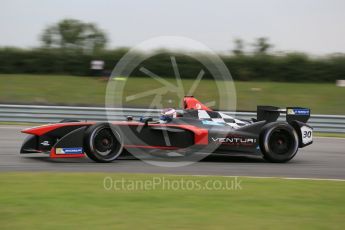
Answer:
(287, 108, 310, 115)
(287, 109, 294, 115)
(40, 141, 50, 146)
(211, 136, 257, 146)
(56, 147, 83, 154)
(202, 120, 225, 126)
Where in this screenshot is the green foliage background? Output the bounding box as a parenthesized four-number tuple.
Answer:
(1, 47, 345, 82)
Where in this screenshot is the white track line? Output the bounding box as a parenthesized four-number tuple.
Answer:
(314, 136, 345, 140)
(0, 126, 31, 130)
(188, 175, 345, 182)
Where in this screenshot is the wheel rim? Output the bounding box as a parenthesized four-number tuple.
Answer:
(90, 126, 123, 159)
(268, 129, 293, 155)
(93, 128, 115, 156)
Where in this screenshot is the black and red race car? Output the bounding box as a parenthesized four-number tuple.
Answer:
(20, 96, 313, 163)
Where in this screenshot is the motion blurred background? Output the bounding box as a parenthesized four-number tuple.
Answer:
(0, 0, 344, 113)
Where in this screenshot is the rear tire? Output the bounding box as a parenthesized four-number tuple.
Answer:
(260, 122, 299, 163)
(83, 123, 123, 163)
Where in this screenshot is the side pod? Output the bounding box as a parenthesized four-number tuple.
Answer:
(50, 127, 87, 158)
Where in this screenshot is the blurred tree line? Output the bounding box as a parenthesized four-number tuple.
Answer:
(0, 19, 344, 82)
(41, 19, 107, 54)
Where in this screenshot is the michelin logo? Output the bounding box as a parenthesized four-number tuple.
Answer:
(287, 109, 309, 115)
(56, 147, 83, 154)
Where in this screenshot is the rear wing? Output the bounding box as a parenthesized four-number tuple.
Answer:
(257, 106, 310, 123)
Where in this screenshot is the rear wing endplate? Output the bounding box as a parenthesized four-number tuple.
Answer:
(257, 106, 310, 123)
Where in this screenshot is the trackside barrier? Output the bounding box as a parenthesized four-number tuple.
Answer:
(0, 104, 344, 133)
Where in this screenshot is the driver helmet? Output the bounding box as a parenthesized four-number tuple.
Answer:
(160, 108, 177, 123)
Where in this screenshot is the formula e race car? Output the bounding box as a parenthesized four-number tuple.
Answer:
(20, 96, 313, 163)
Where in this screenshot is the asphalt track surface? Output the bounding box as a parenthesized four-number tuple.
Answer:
(0, 126, 344, 179)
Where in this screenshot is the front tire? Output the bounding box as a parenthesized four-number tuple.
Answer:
(83, 123, 123, 163)
(260, 122, 299, 163)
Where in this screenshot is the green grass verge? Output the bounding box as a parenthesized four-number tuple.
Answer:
(0, 74, 345, 114)
(0, 173, 344, 230)
(0, 122, 41, 126)
(314, 132, 345, 138)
